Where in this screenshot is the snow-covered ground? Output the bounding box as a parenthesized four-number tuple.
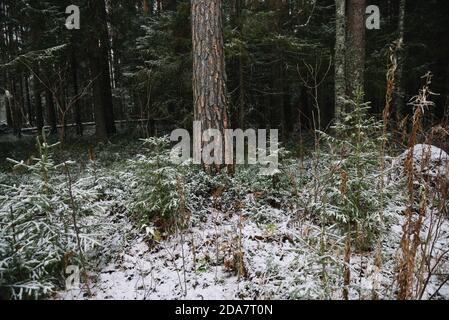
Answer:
(56, 201, 449, 300)
(55, 144, 449, 300)
(2, 138, 448, 300)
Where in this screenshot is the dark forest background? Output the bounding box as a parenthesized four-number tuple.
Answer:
(1, 0, 448, 142)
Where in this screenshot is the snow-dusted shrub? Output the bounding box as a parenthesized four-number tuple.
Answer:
(127, 136, 299, 239)
(182, 148, 299, 223)
(0, 135, 110, 299)
(233, 149, 299, 200)
(128, 137, 188, 235)
(185, 168, 235, 215)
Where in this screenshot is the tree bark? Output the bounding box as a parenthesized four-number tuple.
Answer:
(143, 0, 150, 14)
(191, 0, 231, 172)
(88, 42, 109, 142)
(11, 76, 22, 137)
(346, 0, 366, 98)
(33, 73, 44, 133)
(268, 0, 290, 139)
(395, 0, 406, 121)
(46, 89, 57, 135)
(5, 97, 12, 127)
(98, 2, 116, 136)
(87, 0, 116, 141)
(335, 0, 346, 121)
(232, 0, 245, 129)
(24, 74, 32, 126)
(18, 73, 25, 125)
(71, 54, 83, 136)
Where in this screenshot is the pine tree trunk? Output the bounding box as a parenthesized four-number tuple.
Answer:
(87, 0, 116, 141)
(71, 55, 83, 136)
(143, 0, 150, 14)
(46, 89, 57, 135)
(59, 85, 68, 143)
(11, 76, 22, 137)
(4, 72, 12, 127)
(24, 74, 32, 126)
(395, 0, 406, 121)
(232, 0, 245, 129)
(268, 0, 289, 138)
(88, 44, 109, 142)
(33, 73, 44, 133)
(446, 65, 449, 119)
(191, 0, 231, 172)
(346, 0, 366, 98)
(5, 96, 12, 127)
(238, 53, 245, 129)
(334, 0, 346, 121)
(98, 1, 116, 136)
(18, 73, 25, 130)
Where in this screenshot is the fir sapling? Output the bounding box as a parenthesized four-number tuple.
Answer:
(128, 137, 188, 237)
(312, 89, 391, 250)
(0, 133, 112, 299)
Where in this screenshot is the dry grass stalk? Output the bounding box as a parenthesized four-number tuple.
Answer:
(397, 72, 435, 299)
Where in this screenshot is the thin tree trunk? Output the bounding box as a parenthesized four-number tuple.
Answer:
(72, 55, 83, 136)
(33, 73, 44, 133)
(395, 0, 406, 121)
(5, 99, 12, 126)
(18, 73, 25, 126)
(5, 75, 12, 127)
(24, 74, 32, 126)
(11, 76, 21, 137)
(88, 43, 109, 142)
(268, 0, 288, 138)
(46, 89, 57, 135)
(335, 0, 346, 121)
(60, 85, 68, 142)
(238, 52, 245, 129)
(143, 0, 150, 14)
(98, 1, 116, 136)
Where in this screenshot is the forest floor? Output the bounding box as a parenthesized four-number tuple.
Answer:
(56, 200, 449, 300)
(1, 131, 449, 300)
